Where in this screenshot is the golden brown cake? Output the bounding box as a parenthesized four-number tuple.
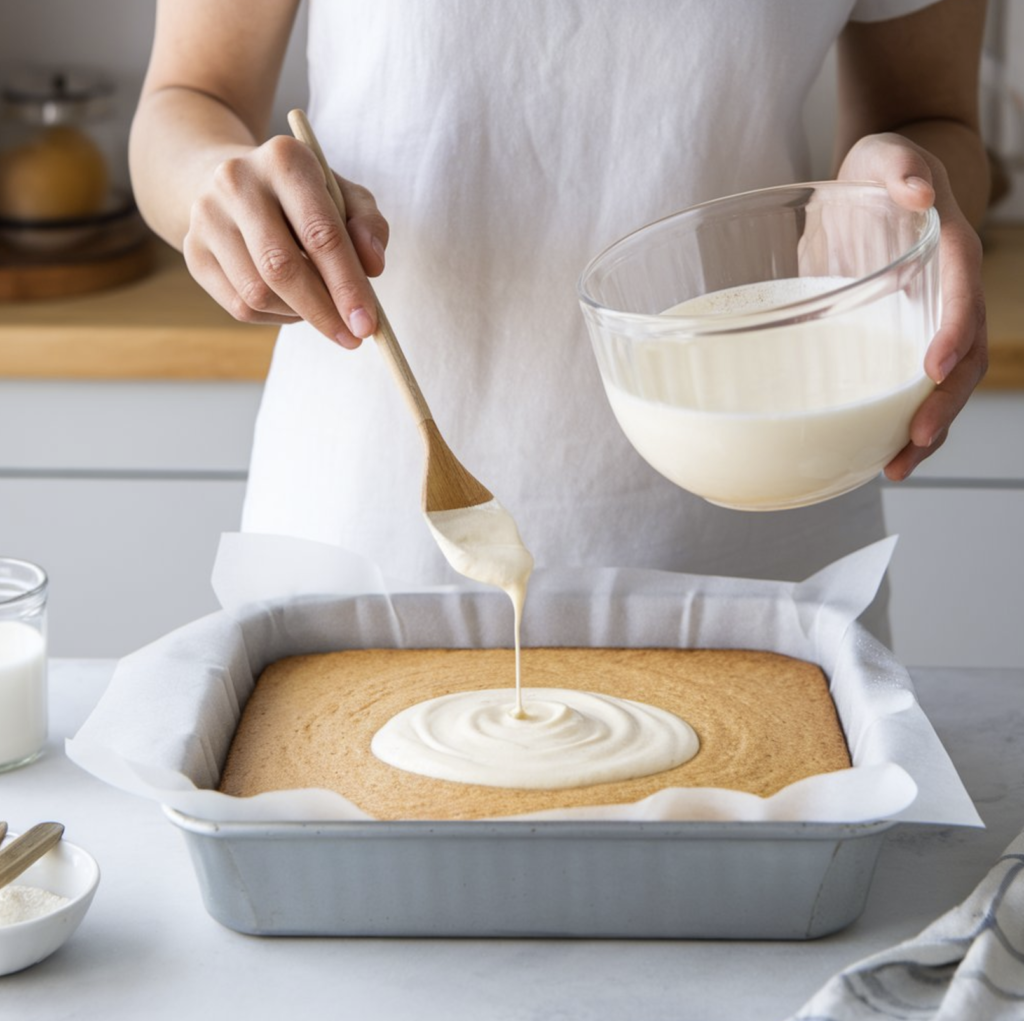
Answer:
(218, 648, 851, 821)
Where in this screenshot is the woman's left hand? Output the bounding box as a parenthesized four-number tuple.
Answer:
(838, 132, 988, 481)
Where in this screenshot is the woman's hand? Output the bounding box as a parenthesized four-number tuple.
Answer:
(838, 132, 988, 480)
(182, 134, 389, 348)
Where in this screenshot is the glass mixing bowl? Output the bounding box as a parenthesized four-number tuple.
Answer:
(578, 181, 941, 511)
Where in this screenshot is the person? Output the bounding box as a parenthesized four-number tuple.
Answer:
(128, 0, 990, 641)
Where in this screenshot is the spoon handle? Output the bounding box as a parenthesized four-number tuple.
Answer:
(287, 108, 434, 428)
(0, 822, 64, 890)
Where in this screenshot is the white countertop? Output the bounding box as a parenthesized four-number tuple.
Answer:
(2, 660, 1022, 1021)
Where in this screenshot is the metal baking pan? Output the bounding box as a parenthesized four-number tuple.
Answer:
(70, 552, 954, 941)
(166, 809, 894, 939)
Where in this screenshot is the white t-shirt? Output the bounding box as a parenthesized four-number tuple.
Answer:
(243, 0, 938, 638)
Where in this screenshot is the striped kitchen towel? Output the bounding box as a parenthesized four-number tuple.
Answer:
(789, 831, 1024, 1020)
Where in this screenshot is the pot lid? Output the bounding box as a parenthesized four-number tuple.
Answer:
(2, 67, 115, 126)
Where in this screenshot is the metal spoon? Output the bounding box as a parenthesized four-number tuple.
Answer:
(0, 822, 64, 890)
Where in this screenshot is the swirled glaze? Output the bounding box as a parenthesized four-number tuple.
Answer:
(371, 686, 699, 789)
(405, 498, 699, 790)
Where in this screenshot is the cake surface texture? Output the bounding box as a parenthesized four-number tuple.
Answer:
(218, 647, 851, 820)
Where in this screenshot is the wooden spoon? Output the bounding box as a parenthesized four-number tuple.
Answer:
(287, 108, 493, 515)
(0, 822, 64, 890)
(288, 110, 533, 699)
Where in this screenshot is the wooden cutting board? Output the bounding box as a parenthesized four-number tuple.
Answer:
(0, 211, 156, 301)
(0, 238, 155, 301)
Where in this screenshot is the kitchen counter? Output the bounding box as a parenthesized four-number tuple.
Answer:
(0, 225, 1023, 386)
(2, 660, 1022, 1020)
(0, 242, 276, 381)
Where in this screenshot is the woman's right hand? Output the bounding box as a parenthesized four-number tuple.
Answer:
(182, 134, 389, 348)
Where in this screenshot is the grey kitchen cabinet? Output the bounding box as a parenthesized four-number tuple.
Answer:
(0, 380, 261, 657)
(881, 392, 1024, 669)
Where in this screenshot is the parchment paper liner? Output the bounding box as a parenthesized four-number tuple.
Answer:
(66, 533, 981, 828)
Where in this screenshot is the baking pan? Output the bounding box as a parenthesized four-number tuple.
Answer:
(69, 542, 978, 940)
(167, 810, 894, 939)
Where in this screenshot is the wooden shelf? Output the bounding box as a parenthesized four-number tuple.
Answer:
(0, 240, 277, 380)
(0, 226, 1022, 387)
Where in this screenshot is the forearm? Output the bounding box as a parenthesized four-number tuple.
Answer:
(129, 85, 258, 249)
(129, 0, 299, 248)
(126, 0, 381, 343)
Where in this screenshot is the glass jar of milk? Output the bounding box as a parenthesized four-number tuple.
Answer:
(0, 558, 48, 771)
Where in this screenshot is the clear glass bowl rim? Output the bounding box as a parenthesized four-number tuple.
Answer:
(577, 180, 941, 336)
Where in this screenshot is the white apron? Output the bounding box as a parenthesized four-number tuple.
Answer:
(243, 0, 938, 640)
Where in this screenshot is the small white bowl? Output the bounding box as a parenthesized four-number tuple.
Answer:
(0, 832, 100, 976)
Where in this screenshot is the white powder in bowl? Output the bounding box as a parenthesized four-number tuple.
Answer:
(0, 884, 69, 925)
